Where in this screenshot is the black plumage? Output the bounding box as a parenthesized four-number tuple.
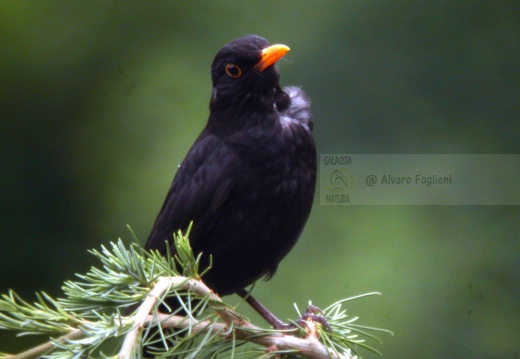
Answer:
(145, 35, 316, 298)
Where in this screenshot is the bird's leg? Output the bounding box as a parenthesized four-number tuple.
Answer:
(237, 289, 290, 330)
(237, 289, 331, 332)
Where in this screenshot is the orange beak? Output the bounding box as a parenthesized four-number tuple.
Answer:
(255, 44, 290, 72)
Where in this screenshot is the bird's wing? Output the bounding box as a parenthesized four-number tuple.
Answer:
(144, 131, 237, 253)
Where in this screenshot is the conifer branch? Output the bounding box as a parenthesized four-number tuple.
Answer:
(0, 229, 391, 359)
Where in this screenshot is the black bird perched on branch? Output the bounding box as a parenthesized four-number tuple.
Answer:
(145, 35, 317, 328)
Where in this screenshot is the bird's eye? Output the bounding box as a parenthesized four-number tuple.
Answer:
(225, 64, 242, 78)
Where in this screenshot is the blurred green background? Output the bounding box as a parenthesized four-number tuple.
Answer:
(1, 1, 519, 358)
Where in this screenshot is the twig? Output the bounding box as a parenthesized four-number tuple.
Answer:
(6, 329, 84, 359)
(119, 276, 199, 359)
(152, 313, 337, 359)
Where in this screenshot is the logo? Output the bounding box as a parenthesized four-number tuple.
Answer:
(323, 168, 353, 192)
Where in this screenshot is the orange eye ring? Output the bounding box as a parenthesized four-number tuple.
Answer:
(225, 64, 242, 78)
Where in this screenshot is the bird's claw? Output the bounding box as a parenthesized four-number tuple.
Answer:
(298, 304, 332, 332)
(272, 304, 332, 333)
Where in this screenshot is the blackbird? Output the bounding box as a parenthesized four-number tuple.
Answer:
(145, 35, 316, 326)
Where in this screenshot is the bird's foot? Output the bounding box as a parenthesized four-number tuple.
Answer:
(292, 304, 332, 333)
(238, 290, 331, 334)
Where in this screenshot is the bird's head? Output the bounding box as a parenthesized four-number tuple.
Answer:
(209, 35, 290, 114)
